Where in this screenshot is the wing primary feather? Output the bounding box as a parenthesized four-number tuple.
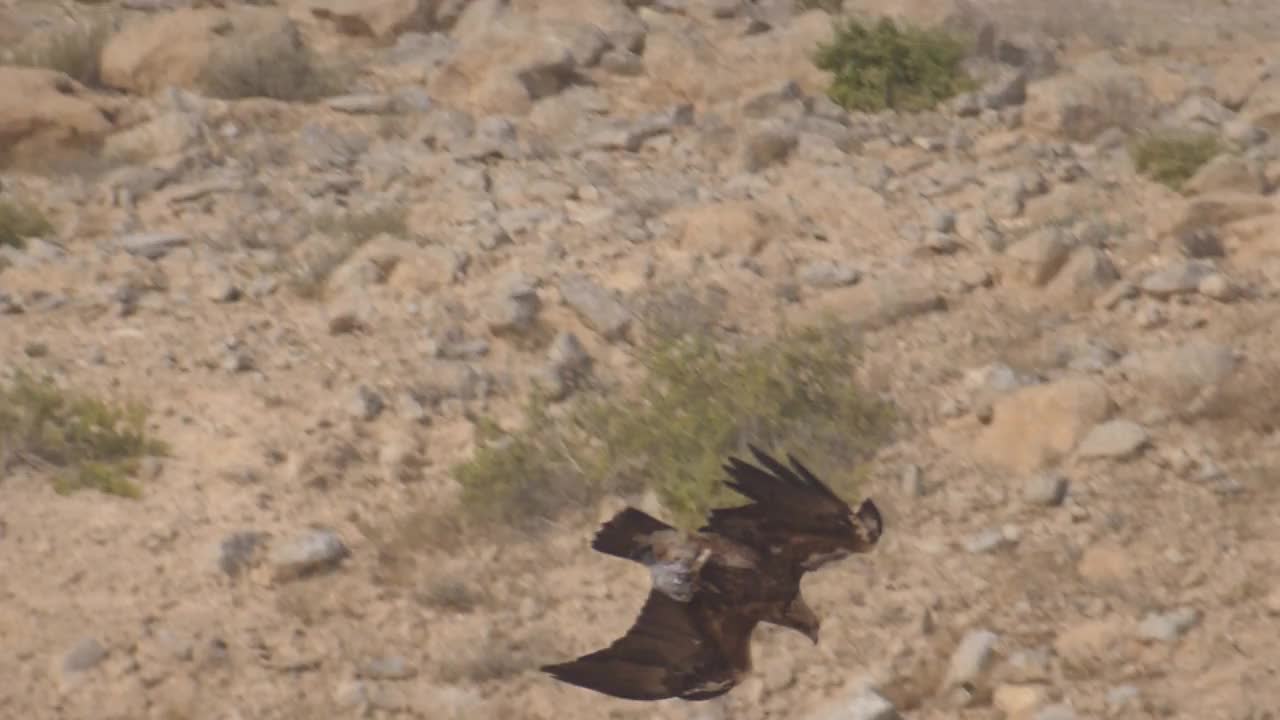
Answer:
(785, 453, 844, 504)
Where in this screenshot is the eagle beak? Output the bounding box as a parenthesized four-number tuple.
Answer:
(806, 626, 820, 645)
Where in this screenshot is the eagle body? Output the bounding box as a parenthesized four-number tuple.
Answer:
(542, 445, 884, 702)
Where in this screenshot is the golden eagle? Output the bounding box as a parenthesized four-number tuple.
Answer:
(541, 445, 883, 701)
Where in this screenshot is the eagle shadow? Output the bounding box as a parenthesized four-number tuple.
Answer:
(542, 444, 883, 702)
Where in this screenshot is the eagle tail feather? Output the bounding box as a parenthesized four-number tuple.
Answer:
(592, 507, 673, 562)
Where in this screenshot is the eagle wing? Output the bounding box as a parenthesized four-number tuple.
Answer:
(700, 444, 882, 577)
(541, 589, 751, 702)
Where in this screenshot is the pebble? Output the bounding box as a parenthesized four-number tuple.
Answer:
(271, 529, 350, 582)
(1076, 419, 1148, 460)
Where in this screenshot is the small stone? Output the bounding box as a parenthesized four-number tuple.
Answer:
(1198, 273, 1238, 302)
(271, 529, 350, 582)
(994, 684, 1045, 717)
(1137, 607, 1200, 641)
(1139, 260, 1216, 298)
(1106, 685, 1141, 709)
(1076, 420, 1148, 460)
(1034, 705, 1076, 720)
(559, 274, 631, 342)
(120, 231, 189, 260)
(63, 637, 108, 674)
(833, 686, 899, 720)
(352, 385, 385, 421)
(1023, 472, 1068, 506)
(360, 656, 416, 680)
(798, 260, 861, 288)
(965, 528, 1012, 554)
(901, 464, 925, 497)
(943, 629, 998, 689)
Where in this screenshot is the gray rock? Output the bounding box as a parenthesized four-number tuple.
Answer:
(360, 656, 416, 680)
(943, 629, 999, 688)
(1005, 227, 1072, 286)
(558, 274, 631, 342)
(1139, 260, 1216, 297)
(1106, 685, 1141, 709)
(1034, 705, 1077, 720)
(120, 231, 189, 260)
(486, 273, 542, 334)
(1137, 607, 1200, 641)
(819, 686, 899, 720)
(1076, 419, 1148, 460)
(63, 637, 108, 674)
(798, 260, 861, 288)
(271, 529, 350, 582)
(538, 331, 593, 401)
(1023, 472, 1068, 506)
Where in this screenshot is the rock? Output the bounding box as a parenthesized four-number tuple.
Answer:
(0, 67, 122, 167)
(325, 93, 397, 114)
(537, 331, 593, 401)
(101, 7, 301, 96)
(1183, 153, 1269, 195)
(558, 274, 631, 342)
(669, 199, 780, 258)
(1139, 259, 1217, 297)
(1198, 272, 1239, 302)
(1075, 419, 1148, 460)
(1034, 705, 1076, 720)
(943, 629, 999, 691)
(271, 529, 350, 582)
(1023, 472, 1068, 506)
(1003, 227, 1072, 287)
(485, 273, 542, 334)
(1024, 56, 1153, 140)
(429, 16, 583, 115)
(120, 231, 190, 260)
(351, 385, 386, 421)
(304, 0, 456, 41)
(1174, 226, 1225, 258)
(62, 637, 108, 674)
(994, 684, 1046, 718)
(1120, 341, 1239, 413)
(816, 685, 900, 720)
(1137, 607, 1201, 642)
(839, 273, 947, 330)
(1106, 685, 1141, 710)
(798, 260, 861, 288)
(974, 378, 1113, 474)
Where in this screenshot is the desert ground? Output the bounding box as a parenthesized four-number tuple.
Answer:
(3, 0, 1280, 718)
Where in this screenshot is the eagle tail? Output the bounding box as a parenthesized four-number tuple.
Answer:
(592, 507, 673, 562)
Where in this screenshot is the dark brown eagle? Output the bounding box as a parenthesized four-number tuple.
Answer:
(541, 444, 883, 702)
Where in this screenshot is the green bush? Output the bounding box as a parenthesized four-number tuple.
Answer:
(0, 371, 168, 498)
(453, 321, 895, 532)
(1130, 132, 1222, 191)
(0, 199, 54, 249)
(814, 16, 973, 113)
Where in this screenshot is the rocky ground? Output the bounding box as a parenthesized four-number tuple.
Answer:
(3, 0, 1280, 719)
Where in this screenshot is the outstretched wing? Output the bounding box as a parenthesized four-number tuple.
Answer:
(541, 590, 745, 702)
(700, 445, 882, 575)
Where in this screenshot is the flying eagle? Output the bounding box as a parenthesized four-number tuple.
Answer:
(541, 444, 883, 702)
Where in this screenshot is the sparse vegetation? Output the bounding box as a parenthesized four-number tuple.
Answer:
(0, 371, 168, 498)
(199, 36, 347, 102)
(289, 206, 409, 298)
(1130, 131, 1224, 190)
(453, 320, 894, 532)
(420, 575, 486, 613)
(814, 16, 974, 113)
(10, 19, 113, 88)
(0, 199, 54, 249)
